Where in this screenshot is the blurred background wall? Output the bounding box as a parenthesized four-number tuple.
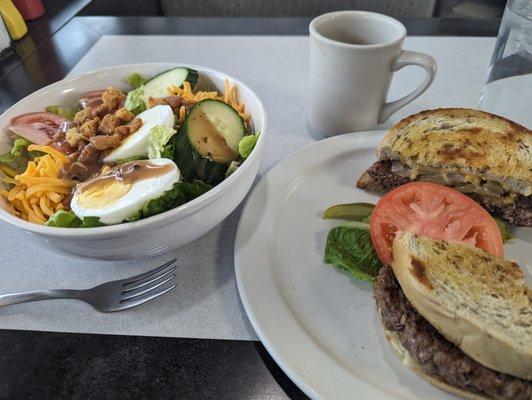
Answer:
(74, 0, 507, 18)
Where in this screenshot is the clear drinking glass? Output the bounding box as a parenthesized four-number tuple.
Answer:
(478, 0, 532, 128)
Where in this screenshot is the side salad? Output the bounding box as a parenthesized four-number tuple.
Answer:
(324, 182, 511, 281)
(0, 67, 259, 227)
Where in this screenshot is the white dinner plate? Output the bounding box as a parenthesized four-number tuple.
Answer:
(234, 131, 531, 400)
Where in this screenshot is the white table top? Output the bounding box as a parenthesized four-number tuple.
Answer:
(0, 35, 495, 340)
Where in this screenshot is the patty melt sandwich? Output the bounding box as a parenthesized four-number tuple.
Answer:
(357, 108, 531, 226)
(374, 232, 531, 399)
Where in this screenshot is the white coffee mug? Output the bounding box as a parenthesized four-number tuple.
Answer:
(309, 11, 437, 136)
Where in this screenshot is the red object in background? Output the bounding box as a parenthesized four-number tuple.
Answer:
(13, 0, 45, 21)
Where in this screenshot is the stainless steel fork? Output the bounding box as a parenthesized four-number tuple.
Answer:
(0, 259, 177, 312)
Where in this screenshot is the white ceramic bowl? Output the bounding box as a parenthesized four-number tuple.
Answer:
(0, 63, 267, 259)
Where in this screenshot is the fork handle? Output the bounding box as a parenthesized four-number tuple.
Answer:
(0, 289, 82, 307)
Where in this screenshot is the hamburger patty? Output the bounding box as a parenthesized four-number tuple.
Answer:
(374, 266, 532, 400)
(358, 160, 532, 227)
(357, 160, 410, 192)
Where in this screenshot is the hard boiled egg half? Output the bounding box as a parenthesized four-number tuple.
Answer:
(104, 104, 174, 162)
(70, 158, 180, 225)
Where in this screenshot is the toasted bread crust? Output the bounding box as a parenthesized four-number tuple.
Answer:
(391, 233, 532, 380)
(384, 108, 529, 142)
(377, 108, 532, 196)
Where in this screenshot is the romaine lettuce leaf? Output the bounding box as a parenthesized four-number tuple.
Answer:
(180, 179, 212, 200)
(161, 143, 174, 159)
(79, 216, 105, 227)
(124, 72, 147, 89)
(125, 86, 147, 115)
(44, 210, 104, 228)
(324, 222, 383, 281)
(238, 132, 259, 158)
(148, 124, 177, 159)
(9, 136, 30, 159)
(45, 210, 81, 227)
(45, 105, 79, 120)
(0, 136, 33, 169)
(126, 180, 212, 222)
(45, 181, 212, 227)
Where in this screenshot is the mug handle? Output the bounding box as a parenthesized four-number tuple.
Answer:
(378, 50, 437, 123)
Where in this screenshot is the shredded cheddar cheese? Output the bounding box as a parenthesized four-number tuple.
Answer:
(178, 105, 186, 125)
(1, 145, 76, 224)
(170, 79, 250, 123)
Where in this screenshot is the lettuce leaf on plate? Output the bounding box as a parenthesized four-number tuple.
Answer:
(324, 221, 383, 281)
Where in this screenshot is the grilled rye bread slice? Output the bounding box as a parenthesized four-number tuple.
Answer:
(357, 108, 532, 226)
(391, 232, 531, 381)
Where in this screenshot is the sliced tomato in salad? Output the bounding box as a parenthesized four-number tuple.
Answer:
(9, 112, 71, 145)
(79, 89, 125, 110)
(79, 90, 105, 109)
(369, 182, 504, 265)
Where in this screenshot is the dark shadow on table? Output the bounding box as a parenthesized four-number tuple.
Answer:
(254, 342, 311, 400)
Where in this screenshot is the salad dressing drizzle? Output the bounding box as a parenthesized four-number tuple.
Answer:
(75, 160, 174, 195)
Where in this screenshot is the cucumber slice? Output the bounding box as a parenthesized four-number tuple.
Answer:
(142, 67, 198, 103)
(172, 130, 227, 185)
(172, 99, 246, 185)
(185, 99, 246, 161)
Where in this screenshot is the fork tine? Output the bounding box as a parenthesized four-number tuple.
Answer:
(121, 274, 176, 301)
(118, 283, 176, 310)
(123, 265, 177, 291)
(122, 259, 177, 286)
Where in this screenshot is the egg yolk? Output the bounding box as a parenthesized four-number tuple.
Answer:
(76, 180, 132, 209)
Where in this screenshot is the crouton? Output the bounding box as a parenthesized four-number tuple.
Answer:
(99, 114, 121, 135)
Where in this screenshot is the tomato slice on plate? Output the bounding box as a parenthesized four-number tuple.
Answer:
(369, 182, 504, 265)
